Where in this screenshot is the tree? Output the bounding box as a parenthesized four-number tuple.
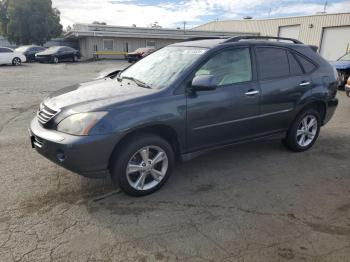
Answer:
(0, 0, 9, 35)
(0, 0, 62, 45)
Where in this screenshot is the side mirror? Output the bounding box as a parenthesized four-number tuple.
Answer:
(191, 75, 217, 91)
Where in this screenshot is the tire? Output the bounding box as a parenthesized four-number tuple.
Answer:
(284, 108, 321, 152)
(52, 56, 59, 64)
(72, 55, 78, 62)
(12, 57, 21, 66)
(110, 133, 175, 196)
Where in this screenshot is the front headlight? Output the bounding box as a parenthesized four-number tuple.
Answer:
(57, 112, 108, 136)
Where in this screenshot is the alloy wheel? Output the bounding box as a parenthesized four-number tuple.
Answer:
(13, 58, 21, 66)
(296, 114, 318, 147)
(126, 146, 168, 191)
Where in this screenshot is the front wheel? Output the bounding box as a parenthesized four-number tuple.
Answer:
(110, 134, 174, 196)
(284, 108, 321, 152)
(12, 57, 21, 66)
(72, 55, 79, 62)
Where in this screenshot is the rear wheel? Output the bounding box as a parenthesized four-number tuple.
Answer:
(12, 57, 21, 66)
(284, 108, 321, 152)
(52, 56, 59, 64)
(110, 134, 174, 196)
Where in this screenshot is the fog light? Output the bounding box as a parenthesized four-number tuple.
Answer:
(57, 150, 66, 162)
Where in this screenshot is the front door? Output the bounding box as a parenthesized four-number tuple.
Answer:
(0, 47, 10, 64)
(186, 47, 261, 152)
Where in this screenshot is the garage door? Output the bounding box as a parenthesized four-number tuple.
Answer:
(278, 25, 300, 40)
(320, 26, 350, 61)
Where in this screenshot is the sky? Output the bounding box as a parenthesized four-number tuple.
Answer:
(52, 0, 350, 29)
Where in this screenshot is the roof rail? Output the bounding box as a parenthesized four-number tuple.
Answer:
(182, 36, 230, 42)
(224, 36, 303, 44)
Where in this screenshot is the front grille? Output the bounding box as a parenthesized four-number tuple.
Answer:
(37, 103, 58, 125)
(33, 135, 44, 148)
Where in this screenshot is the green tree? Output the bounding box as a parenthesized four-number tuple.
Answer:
(0, 0, 62, 45)
(0, 0, 9, 35)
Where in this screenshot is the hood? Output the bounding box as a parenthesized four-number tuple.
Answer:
(36, 50, 57, 56)
(330, 60, 350, 70)
(44, 78, 155, 111)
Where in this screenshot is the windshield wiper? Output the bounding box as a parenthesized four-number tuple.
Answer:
(119, 76, 152, 89)
(120, 76, 151, 89)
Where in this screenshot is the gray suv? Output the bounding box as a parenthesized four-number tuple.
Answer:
(29, 36, 338, 196)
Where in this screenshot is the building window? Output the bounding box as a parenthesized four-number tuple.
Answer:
(146, 40, 156, 47)
(103, 39, 114, 50)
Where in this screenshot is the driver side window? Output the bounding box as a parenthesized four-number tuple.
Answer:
(195, 48, 252, 86)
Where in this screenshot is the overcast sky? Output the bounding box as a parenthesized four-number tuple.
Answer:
(52, 0, 350, 29)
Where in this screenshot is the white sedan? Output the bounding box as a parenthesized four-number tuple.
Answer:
(0, 47, 26, 66)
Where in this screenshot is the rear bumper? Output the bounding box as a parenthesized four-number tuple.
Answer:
(29, 117, 120, 178)
(323, 98, 338, 125)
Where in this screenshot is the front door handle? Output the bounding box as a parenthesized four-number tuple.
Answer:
(299, 81, 311, 86)
(245, 90, 260, 96)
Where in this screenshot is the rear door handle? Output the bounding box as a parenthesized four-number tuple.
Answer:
(245, 90, 260, 96)
(299, 81, 311, 86)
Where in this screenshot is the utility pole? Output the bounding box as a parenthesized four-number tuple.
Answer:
(268, 8, 271, 17)
(183, 21, 187, 33)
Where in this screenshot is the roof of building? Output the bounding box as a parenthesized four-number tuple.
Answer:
(194, 12, 350, 29)
(64, 23, 257, 40)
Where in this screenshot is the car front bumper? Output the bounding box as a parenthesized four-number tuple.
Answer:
(29, 117, 120, 178)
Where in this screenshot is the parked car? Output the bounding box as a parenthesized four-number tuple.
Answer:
(15, 45, 46, 62)
(29, 36, 338, 196)
(125, 47, 155, 63)
(345, 76, 350, 97)
(0, 47, 26, 66)
(35, 46, 81, 63)
(330, 52, 350, 89)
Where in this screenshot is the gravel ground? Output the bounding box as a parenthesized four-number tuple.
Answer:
(0, 61, 349, 262)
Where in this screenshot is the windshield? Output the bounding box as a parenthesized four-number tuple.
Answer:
(339, 53, 350, 61)
(120, 46, 208, 89)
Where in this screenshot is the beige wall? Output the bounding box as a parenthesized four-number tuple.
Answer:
(195, 13, 350, 47)
(79, 37, 178, 59)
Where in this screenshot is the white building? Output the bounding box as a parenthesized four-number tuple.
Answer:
(195, 12, 350, 61)
(65, 24, 256, 60)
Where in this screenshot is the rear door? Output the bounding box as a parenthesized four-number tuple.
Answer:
(254, 46, 312, 134)
(186, 47, 261, 152)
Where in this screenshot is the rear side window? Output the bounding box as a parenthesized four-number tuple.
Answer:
(296, 54, 316, 73)
(256, 47, 289, 80)
(288, 52, 303, 75)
